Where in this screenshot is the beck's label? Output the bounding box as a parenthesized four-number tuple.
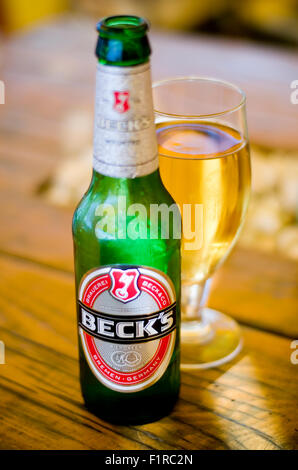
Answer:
(78, 266, 176, 392)
(93, 62, 159, 178)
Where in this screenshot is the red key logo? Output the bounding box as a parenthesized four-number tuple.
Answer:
(113, 91, 130, 113)
(110, 268, 140, 303)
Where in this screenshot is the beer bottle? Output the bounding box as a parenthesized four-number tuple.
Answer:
(72, 15, 180, 424)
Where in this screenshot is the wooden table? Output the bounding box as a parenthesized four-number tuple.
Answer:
(0, 16, 297, 450)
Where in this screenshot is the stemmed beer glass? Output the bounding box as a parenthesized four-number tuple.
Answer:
(153, 77, 251, 369)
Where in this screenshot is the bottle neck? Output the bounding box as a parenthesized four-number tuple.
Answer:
(91, 166, 161, 188)
(92, 60, 158, 179)
(96, 33, 150, 67)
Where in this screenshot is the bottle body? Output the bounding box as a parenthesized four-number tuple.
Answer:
(72, 16, 180, 424)
(73, 170, 180, 423)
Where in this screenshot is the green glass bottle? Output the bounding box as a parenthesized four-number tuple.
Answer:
(72, 15, 180, 424)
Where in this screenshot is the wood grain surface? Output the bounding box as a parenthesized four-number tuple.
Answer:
(0, 16, 297, 450)
(0, 254, 297, 450)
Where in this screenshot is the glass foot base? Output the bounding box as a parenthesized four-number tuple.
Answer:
(181, 308, 243, 370)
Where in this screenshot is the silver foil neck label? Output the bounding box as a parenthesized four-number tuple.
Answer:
(93, 63, 159, 178)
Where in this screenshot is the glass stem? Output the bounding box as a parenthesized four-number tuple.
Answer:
(181, 278, 211, 323)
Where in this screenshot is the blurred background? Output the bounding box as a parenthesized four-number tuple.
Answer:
(0, 0, 297, 261)
(1, 0, 298, 44)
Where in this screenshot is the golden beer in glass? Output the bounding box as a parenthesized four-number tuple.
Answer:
(154, 78, 251, 368)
